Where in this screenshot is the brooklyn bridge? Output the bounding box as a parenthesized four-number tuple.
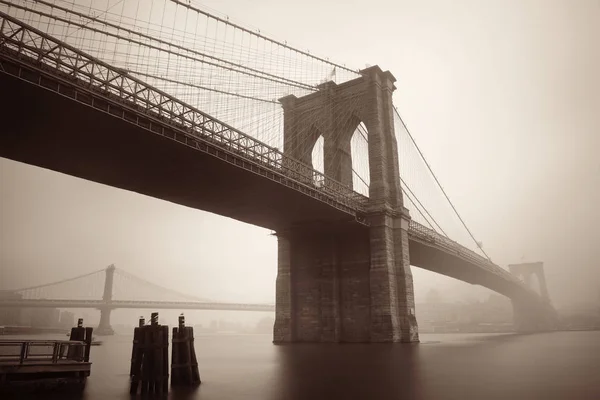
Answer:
(0, 0, 558, 342)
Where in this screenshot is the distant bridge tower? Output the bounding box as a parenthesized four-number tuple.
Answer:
(508, 262, 550, 302)
(508, 262, 556, 331)
(274, 66, 419, 343)
(96, 264, 115, 335)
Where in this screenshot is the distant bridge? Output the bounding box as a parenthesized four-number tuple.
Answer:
(0, 265, 274, 335)
(0, 299, 274, 313)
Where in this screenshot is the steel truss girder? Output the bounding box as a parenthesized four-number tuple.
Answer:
(0, 11, 367, 216)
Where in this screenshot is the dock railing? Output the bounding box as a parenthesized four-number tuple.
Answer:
(0, 340, 91, 365)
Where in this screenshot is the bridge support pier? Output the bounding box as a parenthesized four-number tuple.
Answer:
(273, 213, 418, 343)
(273, 235, 293, 342)
(96, 307, 115, 336)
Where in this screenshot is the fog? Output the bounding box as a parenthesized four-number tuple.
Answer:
(1, 0, 599, 328)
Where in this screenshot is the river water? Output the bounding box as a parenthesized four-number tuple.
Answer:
(4, 331, 600, 399)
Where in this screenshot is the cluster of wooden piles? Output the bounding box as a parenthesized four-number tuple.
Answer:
(129, 313, 201, 396)
(129, 313, 169, 395)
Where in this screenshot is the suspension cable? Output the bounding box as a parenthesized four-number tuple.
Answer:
(15, 267, 106, 292)
(400, 177, 447, 235)
(394, 107, 491, 260)
(27, 0, 315, 90)
(169, 0, 359, 75)
(114, 268, 210, 302)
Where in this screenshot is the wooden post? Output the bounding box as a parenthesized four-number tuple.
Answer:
(68, 318, 86, 361)
(188, 326, 201, 384)
(19, 342, 27, 365)
(129, 323, 144, 394)
(83, 327, 93, 362)
(180, 319, 192, 385)
(154, 325, 164, 393)
(171, 326, 180, 386)
(162, 325, 169, 394)
(129, 312, 169, 395)
(129, 317, 144, 378)
(171, 314, 201, 387)
(141, 326, 151, 395)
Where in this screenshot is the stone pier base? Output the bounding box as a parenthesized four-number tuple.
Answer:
(96, 308, 115, 336)
(273, 216, 419, 343)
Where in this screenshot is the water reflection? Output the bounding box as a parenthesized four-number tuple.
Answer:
(1, 332, 599, 400)
(269, 343, 422, 400)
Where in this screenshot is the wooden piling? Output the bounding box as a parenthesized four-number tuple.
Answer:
(129, 312, 169, 395)
(171, 314, 201, 387)
(67, 318, 86, 361)
(171, 326, 180, 386)
(83, 327, 93, 362)
(188, 326, 201, 384)
(162, 325, 169, 393)
(141, 326, 151, 394)
(129, 317, 144, 378)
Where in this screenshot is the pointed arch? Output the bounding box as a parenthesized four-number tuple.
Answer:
(335, 113, 370, 197)
(529, 273, 542, 297)
(350, 120, 370, 197)
(311, 134, 325, 187)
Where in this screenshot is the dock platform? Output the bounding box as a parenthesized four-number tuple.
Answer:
(0, 339, 92, 390)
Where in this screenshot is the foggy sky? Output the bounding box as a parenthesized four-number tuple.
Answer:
(1, 0, 599, 313)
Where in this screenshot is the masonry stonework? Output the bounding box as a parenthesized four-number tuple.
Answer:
(273, 65, 419, 343)
(273, 235, 293, 342)
(508, 262, 550, 301)
(508, 262, 557, 332)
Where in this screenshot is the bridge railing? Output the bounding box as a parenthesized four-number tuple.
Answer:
(0, 12, 366, 213)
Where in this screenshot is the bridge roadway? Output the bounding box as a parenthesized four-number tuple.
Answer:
(0, 12, 552, 324)
(0, 299, 275, 312)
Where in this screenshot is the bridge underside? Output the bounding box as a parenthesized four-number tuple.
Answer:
(0, 73, 358, 232)
(409, 240, 559, 332)
(409, 241, 519, 298)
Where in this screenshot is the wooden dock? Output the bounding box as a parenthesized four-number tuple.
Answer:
(0, 338, 92, 391)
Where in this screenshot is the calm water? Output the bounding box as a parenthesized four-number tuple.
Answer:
(4, 331, 600, 400)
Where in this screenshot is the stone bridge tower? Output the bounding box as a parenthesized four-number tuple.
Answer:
(508, 262, 550, 302)
(508, 262, 557, 331)
(273, 66, 419, 343)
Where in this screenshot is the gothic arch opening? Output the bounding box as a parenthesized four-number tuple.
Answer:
(311, 134, 325, 187)
(530, 273, 542, 297)
(350, 121, 370, 197)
